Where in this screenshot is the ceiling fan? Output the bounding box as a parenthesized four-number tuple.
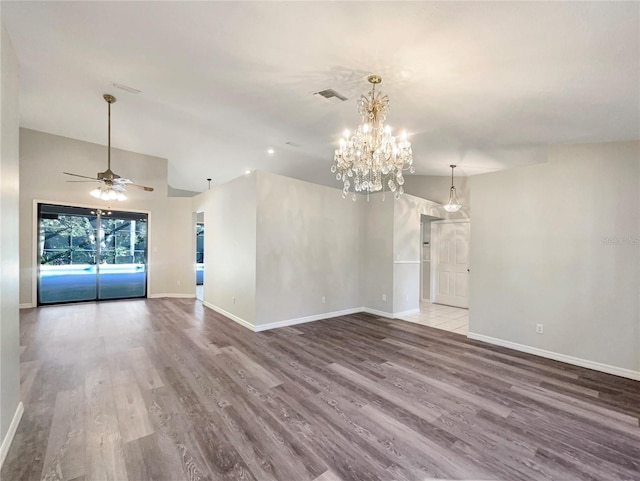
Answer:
(63, 94, 154, 201)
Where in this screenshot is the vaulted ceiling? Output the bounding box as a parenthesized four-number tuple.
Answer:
(3, 1, 639, 192)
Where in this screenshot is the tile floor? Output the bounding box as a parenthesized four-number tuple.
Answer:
(398, 301, 469, 335)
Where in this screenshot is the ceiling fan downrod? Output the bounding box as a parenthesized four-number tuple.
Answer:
(104, 94, 116, 172)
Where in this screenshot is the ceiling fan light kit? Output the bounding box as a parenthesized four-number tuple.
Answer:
(90, 185, 127, 201)
(63, 94, 154, 202)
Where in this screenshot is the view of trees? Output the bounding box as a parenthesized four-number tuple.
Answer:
(40, 214, 147, 265)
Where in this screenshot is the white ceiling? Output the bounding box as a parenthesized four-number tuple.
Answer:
(3, 1, 639, 192)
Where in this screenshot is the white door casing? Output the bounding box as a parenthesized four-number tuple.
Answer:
(432, 220, 470, 308)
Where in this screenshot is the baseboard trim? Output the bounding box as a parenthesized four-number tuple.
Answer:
(148, 293, 196, 299)
(196, 303, 426, 333)
(393, 308, 420, 317)
(202, 301, 254, 331)
(198, 304, 399, 332)
(362, 307, 394, 319)
(0, 402, 24, 469)
(362, 307, 421, 319)
(255, 308, 363, 332)
(467, 333, 640, 381)
(19, 303, 34, 309)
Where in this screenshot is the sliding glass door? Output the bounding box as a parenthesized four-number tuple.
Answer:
(98, 211, 147, 299)
(38, 204, 98, 303)
(38, 203, 148, 305)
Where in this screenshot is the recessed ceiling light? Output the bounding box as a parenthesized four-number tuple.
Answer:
(245, 169, 252, 175)
(267, 148, 275, 155)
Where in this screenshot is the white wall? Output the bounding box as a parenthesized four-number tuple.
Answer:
(163, 197, 197, 296)
(403, 174, 471, 220)
(392, 194, 444, 314)
(470, 141, 640, 376)
(360, 193, 394, 314)
(421, 219, 433, 300)
(0, 21, 22, 457)
(18, 128, 192, 305)
(192, 173, 257, 326)
(255, 171, 361, 326)
(358, 192, 445, 316)
(193, 172, 440, 327)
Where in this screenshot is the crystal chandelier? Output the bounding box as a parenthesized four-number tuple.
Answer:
(332, 74, 414, 200)
(443, 164, 462, 212)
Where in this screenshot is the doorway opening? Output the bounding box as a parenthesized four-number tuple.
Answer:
(400, 215, 469, 335)
(195, 212, 204, 301)
(37, 203, 148, 305)
(419, 214, 441, 303)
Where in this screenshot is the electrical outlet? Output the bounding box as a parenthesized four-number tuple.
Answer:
(536, 324, 544, 334)
(382, 294, 387, 302)
(322, 296, 326, 304)
(232, 296, 236, 304)
(177, 280, 181, 287)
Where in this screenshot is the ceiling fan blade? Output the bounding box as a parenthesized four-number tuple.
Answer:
(113, 177, 132, 184)
(126, 183, 154, 192)
(63, 171, 99, 180)
(66, 180, 101, 183)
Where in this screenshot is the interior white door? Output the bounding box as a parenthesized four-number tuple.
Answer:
(433, 221, 470, 308)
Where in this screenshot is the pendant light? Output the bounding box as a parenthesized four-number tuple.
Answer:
(443, 164, 462, 213)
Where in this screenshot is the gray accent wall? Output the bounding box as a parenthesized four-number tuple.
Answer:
(1, 20, 21, 450)
(470, 141, 640, 373)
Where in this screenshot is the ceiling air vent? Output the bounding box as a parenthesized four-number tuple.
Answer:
(314, 89, 348, 101)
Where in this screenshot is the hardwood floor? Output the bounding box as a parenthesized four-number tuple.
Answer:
(3, 298, 639, 481)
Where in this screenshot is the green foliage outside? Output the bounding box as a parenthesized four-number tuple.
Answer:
(40, 215, 147, 265)
(196, 223, 204, 263)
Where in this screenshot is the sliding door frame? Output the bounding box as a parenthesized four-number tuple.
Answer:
(32, 199, 152, 307)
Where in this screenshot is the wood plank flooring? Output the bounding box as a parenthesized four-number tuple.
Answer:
(2, 298, 639, 481)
